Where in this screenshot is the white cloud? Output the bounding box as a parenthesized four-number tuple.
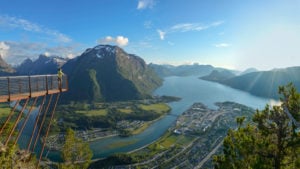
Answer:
(137, 0, 155, 10)
(0, 15, 71, 43)
(0, 42, 10, 58)
(0, 41, 81, 65)
(211, 21, 225, 27)
(104, 36, 114, 42)
(215, 43, 231, 48)
(157, 30, 166, 40)
(171, 21, 224, 32)
(157, 21, 224, 40)
(98, 36, 129, 46)
(1, 41, 46, 64)
(98, 36, 115, 44)
(45, 45, 81, 58)
(66, 53, 76, 59)
(116, 36, 129, 46)
(171, 23, 204, 32)
(44, 52, 51, 57)
(52, 32, 72, 43)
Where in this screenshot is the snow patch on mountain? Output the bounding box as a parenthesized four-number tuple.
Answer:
(94, 45, 116, 54)
(96, 53, 103, 59)
(83, 48, 93, 55)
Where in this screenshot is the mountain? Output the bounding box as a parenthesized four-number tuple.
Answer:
(0, 55, 16, 75)
(239, 67, 258, 75)
(148, 64, 174, 77)
(200, 70, 236, 83)
(214, 67, 240, 75)
(16, 55, 68, 75)
(62, 45, 162, 102)
(220, 67, 300, 99)
(149, 63, 214, 77)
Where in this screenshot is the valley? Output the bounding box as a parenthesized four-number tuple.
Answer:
(44, 96, 179, 151)
(0, 44, 297, 168)
(90, 101, 255, 168)
(0, 44, 284, 168)
(77, 76, 271, 160)
(1, 1, 299, 168)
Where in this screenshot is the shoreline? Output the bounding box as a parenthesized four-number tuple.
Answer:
(45, 111, 171, 152)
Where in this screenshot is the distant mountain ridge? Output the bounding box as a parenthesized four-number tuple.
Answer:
(6, 45, 299, 100)
(200, 70, 236, 83)
(201, 66, 300, 99)
(16, 55, 68, 75)
(239, 68, 258, 75)
(0, 45, 162, 103)
(0, 55, 15, 75)
(149, 63, 214, 77)
(62, 45, 162, 102)
(149, 63, 241, 78)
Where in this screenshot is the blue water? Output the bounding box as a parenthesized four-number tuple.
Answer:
(87, 76, 273, 159)
(19, 76, 274, 160)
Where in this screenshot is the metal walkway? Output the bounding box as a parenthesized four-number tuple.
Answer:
(0, 74, 68, 168)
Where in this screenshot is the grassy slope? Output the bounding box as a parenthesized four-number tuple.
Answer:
(52, 101, 171, 134)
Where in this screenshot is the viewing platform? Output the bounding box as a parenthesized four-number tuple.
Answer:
(0, 75, 68, 102)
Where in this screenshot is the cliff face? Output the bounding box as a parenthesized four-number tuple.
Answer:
(16, 55, 67, 75)
(0, 55, 15, 75)
(62, 45, 162, 102)
(222, 67, 300, 99)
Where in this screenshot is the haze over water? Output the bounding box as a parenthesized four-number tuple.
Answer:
(87, 76, 273, 159)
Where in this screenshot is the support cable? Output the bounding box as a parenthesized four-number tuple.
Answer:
(36, 93, 60, 169)
(27, 95, 46, 151)
(0, 100, 20, 135)
(14, 97, 38, 146)
(32, 94, 53, 152)
(4, 98, 29, 146)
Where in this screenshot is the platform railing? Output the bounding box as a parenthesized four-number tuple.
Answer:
(0, 75, 67, 102)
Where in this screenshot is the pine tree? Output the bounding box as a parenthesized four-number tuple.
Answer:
(213, 84, 300, 169)
(0, 122, 36, 169)
(60, 128, 93, 169)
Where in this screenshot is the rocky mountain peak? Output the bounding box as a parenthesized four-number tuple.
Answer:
(0, 55, 16, 74)
(38, 54, 48, 60)
(82, 45, 119, 58)
(62, 45, 162, 102)
(16, 54, 68, 75)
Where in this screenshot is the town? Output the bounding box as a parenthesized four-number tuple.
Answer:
(96, 101, 255, 168)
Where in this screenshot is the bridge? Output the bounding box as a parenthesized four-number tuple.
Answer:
(0, 74, 68, 168)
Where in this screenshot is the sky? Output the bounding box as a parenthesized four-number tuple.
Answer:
(0, 0, 300, 70)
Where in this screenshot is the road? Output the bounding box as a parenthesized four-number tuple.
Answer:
(194, 140, 223, 169)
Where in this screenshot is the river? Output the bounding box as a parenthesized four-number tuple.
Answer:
(86, 76, 274, 159)
(17, 76, 275, 160)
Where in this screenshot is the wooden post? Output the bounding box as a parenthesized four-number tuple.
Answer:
(29, 76, 32, 98)
(36, 77, 38, 92)
(18, 79, 21, 93)
(7, 77, 10, 102)
(50, 75, 53, 90)
(46, 75, 49, 94)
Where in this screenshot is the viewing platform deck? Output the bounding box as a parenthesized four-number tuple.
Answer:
(0, 75, 68, 102)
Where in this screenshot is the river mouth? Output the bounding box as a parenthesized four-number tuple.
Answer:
(20, 76, 274, 160)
